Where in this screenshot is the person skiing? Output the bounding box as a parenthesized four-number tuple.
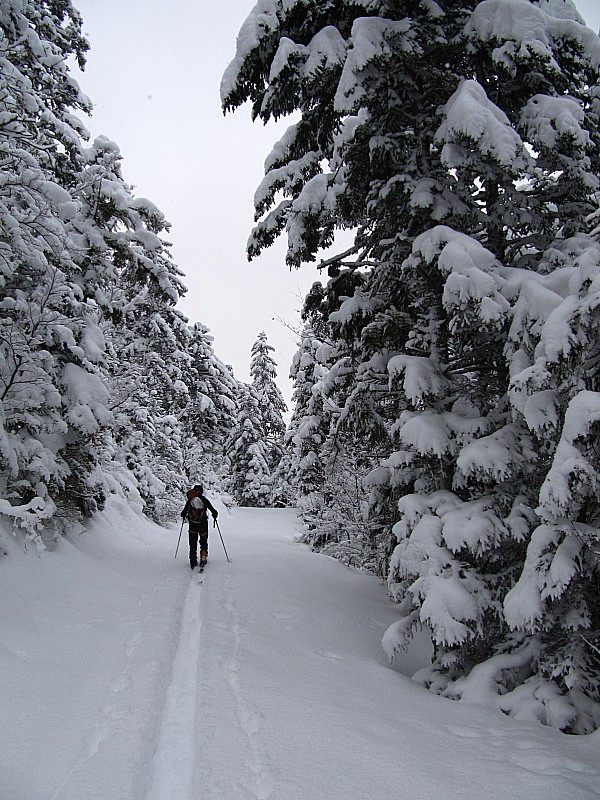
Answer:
(181, 484, 218, 569)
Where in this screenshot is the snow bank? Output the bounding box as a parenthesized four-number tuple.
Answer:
(0, 497, 190, 800)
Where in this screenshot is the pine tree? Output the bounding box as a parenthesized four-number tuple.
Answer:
(223, 0, 600, 730)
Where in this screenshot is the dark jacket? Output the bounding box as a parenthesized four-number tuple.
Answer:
(181, 492, 217, 532)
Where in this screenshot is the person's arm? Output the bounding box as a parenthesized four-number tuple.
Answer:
(204, 498, 218, 518)
(181, 498, 190, 518)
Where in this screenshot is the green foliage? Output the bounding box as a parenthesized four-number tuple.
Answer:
(224, 0, 600, 731)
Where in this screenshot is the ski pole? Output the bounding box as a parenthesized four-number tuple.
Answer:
(175, 519, 185, 558)
(215, 518, 230, 563)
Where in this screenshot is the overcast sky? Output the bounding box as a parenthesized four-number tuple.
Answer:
(72, 0, 600, 407)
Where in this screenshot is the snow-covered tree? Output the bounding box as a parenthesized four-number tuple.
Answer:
(223, 0, 600, 730)
(287, 310, 391, 571)
(228, 333, 287, 506)
(228, 382, 273, 506)
(0, 1, 238, 537)
(0, 0, 111, 536)
(69, 133, 192, 523)
(285, 323, 330, 510)
(181, 322, 238, 489)
(250, 330, 287, 468)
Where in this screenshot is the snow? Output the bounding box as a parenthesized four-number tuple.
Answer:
(441, 499, 500, 553)
(504, 525, 558, 627)
(465, 0, 600, 71)
(522, 388, 559, 433)
(329, 293, 378, 326)
(60, 362, 112, 435)
(2, 500, 599, 800)
(559, 389, 600, 444)
(436, 79, 528, 170)
(387, 354, 448, 403)
(289, 172, 330, 214)
(520, 94, 590, 150)
(417, 571, 482, 646)
(303, 26, 347, 78)
(268, 36, 304, 82)
(399, 409, 455, 457)
(456, 423, 536, 481)
(220, 0, 281, 103)
(398, 408, 489, 459)
(79, 320, 106, 364)
(253, 152, 319, 213)
(503, 524, 585, 629)
(537, 391, 600, 519)
(411, 224, 500, 281)
(334, 17, 418, 112)
(268, 27, 347, 83)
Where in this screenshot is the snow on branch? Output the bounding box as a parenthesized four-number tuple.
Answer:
(538, 391, 600, 520)
(435, 79, 529, 171)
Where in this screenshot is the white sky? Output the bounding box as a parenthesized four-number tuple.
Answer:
(72, 0, 600, 407)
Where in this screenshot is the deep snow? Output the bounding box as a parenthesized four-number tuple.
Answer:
(1, 499, 599, 800)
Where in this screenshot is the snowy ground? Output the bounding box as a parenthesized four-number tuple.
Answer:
(1, 499, 599, 800)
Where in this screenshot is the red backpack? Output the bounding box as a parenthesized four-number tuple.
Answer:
(187, 487, 206, 522)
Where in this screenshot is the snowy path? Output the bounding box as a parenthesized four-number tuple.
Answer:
(146, 509, 600, 800)
(1, 501, 600, 800)
(144, 567, 207, 800)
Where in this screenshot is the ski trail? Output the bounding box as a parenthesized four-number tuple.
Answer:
(144, 574, 205, 800)
(221, 565, 278, 800)
(222, 572, 276, 800)
(189, 558, 281, 800)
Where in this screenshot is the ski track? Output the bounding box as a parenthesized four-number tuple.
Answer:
(144, 573, 206, 800)
(50, 529, 285, 800)
(190, 562, 280, 800)
(220, 565, 278, 800)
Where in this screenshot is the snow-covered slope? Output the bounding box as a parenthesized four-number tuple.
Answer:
(1, 500, 599, 800)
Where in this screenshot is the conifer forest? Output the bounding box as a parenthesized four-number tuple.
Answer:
(2, 0, 600, 736)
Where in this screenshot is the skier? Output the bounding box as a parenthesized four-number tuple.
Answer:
(181, 484, 218, 569)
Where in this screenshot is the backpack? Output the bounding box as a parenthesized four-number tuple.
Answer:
(187, 486, 202, 501)
(187, 488, 207, 522)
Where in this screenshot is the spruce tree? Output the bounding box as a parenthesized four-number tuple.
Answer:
(228, 383, 273, 507)
(0, 0, 110, 535)
(250, 331, 287, 470)
(182, 322, 238, 489)
(223, 0, 600, 730)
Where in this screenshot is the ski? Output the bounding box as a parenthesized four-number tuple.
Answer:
(191, 564, 205, 584)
